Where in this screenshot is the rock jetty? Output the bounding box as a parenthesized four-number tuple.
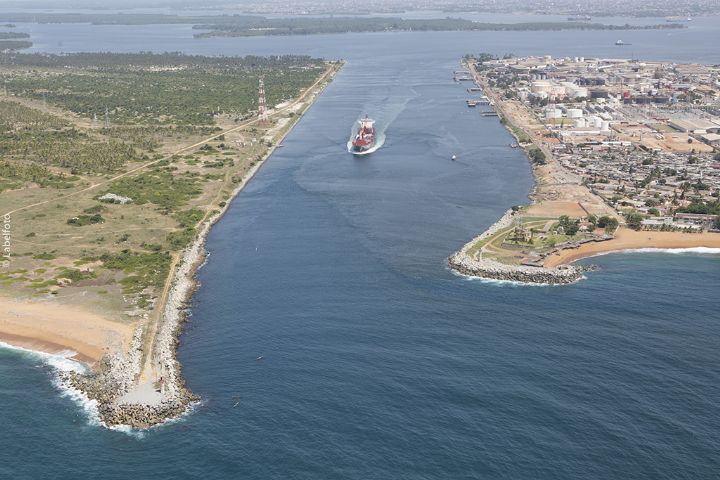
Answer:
(55, 67, 339, 430)
(448, 210, 596, 285)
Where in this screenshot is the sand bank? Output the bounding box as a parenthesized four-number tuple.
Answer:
(0, 297, 133, 364)
(544, 228, 720, 267)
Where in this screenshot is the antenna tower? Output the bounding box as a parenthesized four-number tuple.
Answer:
(258, 78, 268, 125)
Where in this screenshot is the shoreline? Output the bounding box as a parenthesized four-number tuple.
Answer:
(0, 331, 97, 366)
(0, 297, 133, 366)
(77, 62, 341, 429)
(447, 210, 592, 285)
(0, 62, 341, 430)
(448, 60, 719, 284)
(544, 229, 720, 267)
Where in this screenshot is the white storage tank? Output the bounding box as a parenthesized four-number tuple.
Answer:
(586, 116, 601, 128)
(575, 118, 587, 128)
(545, 108, 562, 119)
(601, 121, 610, 131)
(567, 108, 583, 118)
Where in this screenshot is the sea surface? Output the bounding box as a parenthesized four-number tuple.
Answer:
(1, 16, 720, 480)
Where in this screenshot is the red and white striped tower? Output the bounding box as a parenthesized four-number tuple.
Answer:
(258, 78, 268, 125)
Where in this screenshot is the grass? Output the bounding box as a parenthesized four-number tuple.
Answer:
(99, 250, 172, 295)
(166, 227, 197, 249)
(0, 53, 334, 317)
(103, 169, 202, 212)
(55, 268, 97, 282)
(510, 125, 532, 144)
(173, 208, 204, 228)
(67, 214, 105, 226)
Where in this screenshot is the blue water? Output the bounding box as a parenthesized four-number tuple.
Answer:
(2, 18, 720, 479)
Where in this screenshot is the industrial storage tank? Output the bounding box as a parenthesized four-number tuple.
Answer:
(587, 116, 603, 128)
(545, 107, 562, 119)
(567, 108, 583, 118)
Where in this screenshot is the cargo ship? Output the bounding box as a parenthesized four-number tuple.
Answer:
(351, 116, 376, 153)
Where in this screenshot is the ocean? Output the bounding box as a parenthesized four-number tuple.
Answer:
(1, 15, 719, 479)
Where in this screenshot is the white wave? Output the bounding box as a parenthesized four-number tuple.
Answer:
(347, 132, 386, 156)
(448, 266, 585, 287)
(0, 337, 199, 438)
(582, 247, 720, 261)
(107, 398, 202, 438)
(464, 275, 585, 287)
(0, 341, 103, 427)
(0, 341, 87, 374)
(108, 423, 147, 438)
(54, 376, 103, 428)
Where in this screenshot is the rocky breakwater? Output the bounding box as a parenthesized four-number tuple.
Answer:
(449, 251, 592, 284)
(62, 322, 197, 429)
(448, 210, 595, 285)
(107, 219, 211, 429)
(61, 219, 208, 429)
(70, 144, 277, 429)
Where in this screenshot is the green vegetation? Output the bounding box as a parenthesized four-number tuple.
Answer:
(55, 268, 96, 282)
(0, 40, 31, 50)
(625, 212, 645, 230)
(0, 32, 29, 39)
(193, 18, 685, 37)
(0, 12, 685, 32)
(676, 200, 720, 215)
(67, 214, 105, 226)
(104, 169, 202, 212)
(528, 146, 546, 165)
(167, 227, 197, 249)
(173, 208, 204, 228)
(597, 215, 619, 231)
(0, 51, 331, 313)
(511, 126, 532, 144)
(0, 100, 139, 174)
(83, 204, 107, 214)
(99, 250, 172, 294)
(1, 52, 324, 126)
(557, 216, 580, 236)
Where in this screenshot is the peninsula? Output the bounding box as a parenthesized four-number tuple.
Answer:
(0, 52, 340, 428)
(450, 54, 720, 284)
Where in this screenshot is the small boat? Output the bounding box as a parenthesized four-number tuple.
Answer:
(451, 155, 457, 161)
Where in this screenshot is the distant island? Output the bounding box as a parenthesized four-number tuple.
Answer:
(0, 31, 28, 39)
(192, 18, 685, 38)
(0, 31, 31, 50)
(0, 12, 686, 38)
(0, 40, 32, 50)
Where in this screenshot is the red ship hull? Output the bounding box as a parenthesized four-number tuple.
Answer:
(352, 116, 376, 153)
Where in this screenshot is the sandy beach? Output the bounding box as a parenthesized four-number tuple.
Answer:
(544, 228, 720, 267)
(0, 298, 133, 364)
